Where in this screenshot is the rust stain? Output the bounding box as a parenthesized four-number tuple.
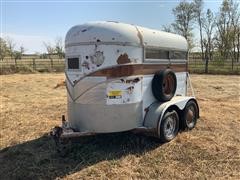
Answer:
(117, 53, 131, 64)
(82, 61, 90, 70)
(127, 86, 134, 94)
(120, 77, 141, 84)
(126, 77, 140, 84)
(135, 26, 144, 46)
(89, 64, 186, 78)
(73, 64, 186, 85)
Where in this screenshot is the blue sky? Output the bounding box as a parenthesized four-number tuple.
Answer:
(1, 0, 224, 53)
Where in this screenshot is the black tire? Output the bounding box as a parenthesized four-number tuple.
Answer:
(159, 110, 179, 142)
(152, 69, 177, 102)
(182, 100, 198, 130)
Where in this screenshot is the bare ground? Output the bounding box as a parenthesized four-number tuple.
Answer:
(0, 73, 240, 179)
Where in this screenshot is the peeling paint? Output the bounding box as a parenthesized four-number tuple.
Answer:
(82, 51, 105, 72)
(130, 58, 138, 63)
(90, 51, 105, 67)
(127, 77, 140, 83)
(135, 26, 144, 46)
(117, 53, 131, 64)
(81, 26, 93, 32)
(82, 61, 90, 70)
(121, 77, 140, 84)
(127, 86, 134, 94)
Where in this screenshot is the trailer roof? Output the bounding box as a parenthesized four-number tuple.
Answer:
(65, 21, 188, 51)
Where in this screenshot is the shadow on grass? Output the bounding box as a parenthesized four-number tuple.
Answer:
(0, 132, 160, 179)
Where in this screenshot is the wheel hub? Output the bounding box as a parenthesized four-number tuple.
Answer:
(164, 115, 176, 138)
(186, 106, 194, 126)
(163, 74, 174, 95)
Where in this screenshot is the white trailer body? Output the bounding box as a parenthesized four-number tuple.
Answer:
(51, 21, 199, 143)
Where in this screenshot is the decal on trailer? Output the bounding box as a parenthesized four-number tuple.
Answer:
(108, 90, 122, 99)
(106, 78, 142, 105)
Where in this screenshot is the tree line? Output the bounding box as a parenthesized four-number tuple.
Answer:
(0, 37, 65, 66)
(0, 37, 25, 65)
(163, 0, 239, 73)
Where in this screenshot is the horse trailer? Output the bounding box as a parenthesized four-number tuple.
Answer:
(51, 21, 199, 147)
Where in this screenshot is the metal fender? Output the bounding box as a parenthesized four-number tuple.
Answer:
(143, 96, 197, 137)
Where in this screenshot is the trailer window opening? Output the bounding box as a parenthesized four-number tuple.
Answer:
(169, 51, 187, 59)
(68, 58, 79, 69)
(146, 49, 169, 59)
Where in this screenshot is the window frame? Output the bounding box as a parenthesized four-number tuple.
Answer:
(65, 56, 81, 71)
(144, 46, 188, 62)
(145, 48, 169, 60)
(169, 51, 188, 60)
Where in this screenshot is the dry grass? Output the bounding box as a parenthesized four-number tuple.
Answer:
(0, 73, 240, 179)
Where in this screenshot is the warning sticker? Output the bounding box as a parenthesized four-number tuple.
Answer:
(106, 78, 142, 105)
(108, 90, 122, 98)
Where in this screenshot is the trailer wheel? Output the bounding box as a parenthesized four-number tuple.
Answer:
(183, 100, 198, 130)
(159, 110, 179, 142)
(152, 69, 177, 102)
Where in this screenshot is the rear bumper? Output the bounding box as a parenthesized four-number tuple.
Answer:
(50, 126, 95, 140)
(50, 116, 95, 141)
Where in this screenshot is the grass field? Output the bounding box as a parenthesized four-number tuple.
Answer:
(0, 73, 240, 179)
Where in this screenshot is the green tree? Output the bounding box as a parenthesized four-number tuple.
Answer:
(0, 37, 9, 61)
(171, 1, 196, 49)
(43, 42, 55, 69)
(6, 37, 15, 60)
(162, 24, 174, 33)
(13, 46, 25, 67)
(202, 9, 216, 73)
(55, 37, 65, 59)
(194, 0, 205, 61)
(228, 1, 240, 63)
(215, 0, 240, 69)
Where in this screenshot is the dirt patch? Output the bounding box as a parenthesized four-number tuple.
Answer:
(54, 80, 66, 89)
(0, 74, 240, 179)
